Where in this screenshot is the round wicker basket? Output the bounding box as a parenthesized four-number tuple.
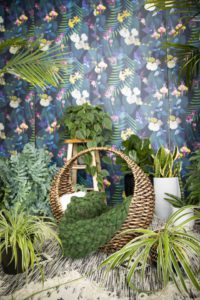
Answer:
(50, 147, 155, 253)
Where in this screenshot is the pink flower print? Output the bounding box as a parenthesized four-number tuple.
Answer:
(59, 5, 67, 13)
(151, 31, 160, 40)
(111, 115, 119, 122)
(58, 150, 64, 158)
(49, 10, 58, 18)
(178, 83, 188, 95)
(15, 127, 23, 134)
(157, 26, 166, 35)
(160, 85, 168, 95)
(103, 179, 111, 187)
(44, 15, 51, 22)
(186, 114, 193, 124)
(169, 29, 176, 36)
(20, 122, 28, 130)
(15, 19, 22, 26)
(51, 121, 57, 128)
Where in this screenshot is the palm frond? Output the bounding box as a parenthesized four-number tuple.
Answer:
(0, 43, 67, 90)
(0, 37, 26, 53)
(145, 0, 200, 12)
(164, 42, 200, 88)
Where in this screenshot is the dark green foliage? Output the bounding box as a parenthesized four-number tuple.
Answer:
(116, 134, 154, 175)
(0, 143, 57, 216)
(59, 192, 131, 259)
(187, 150, 200, 204)
(58, 103, 112, 146)
(63, 192, 108, 224)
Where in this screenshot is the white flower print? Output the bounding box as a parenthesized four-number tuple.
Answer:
(0, 123, 4, 131)
(71, 89, 90, 105)
(146, 57, 160, 71)
(169, 115, 181, 130)
(119, 27, 140, 46)
(121, 85, 142, 105)
(148, 118, 163, 132)
(40, 94, 52, 107)
(70, 33, 90, 50)
(9, 96, 21, 108)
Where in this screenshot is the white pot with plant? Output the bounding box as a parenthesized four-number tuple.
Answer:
(153, 146, 181, 220)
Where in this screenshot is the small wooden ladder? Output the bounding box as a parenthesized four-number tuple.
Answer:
(64, 139, 102, 191)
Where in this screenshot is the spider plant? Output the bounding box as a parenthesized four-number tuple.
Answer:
(99, 206, 200, 295)
(0, 208, 62, 279)
(0, 37, 67, 90)
(145, 0, 200, 89)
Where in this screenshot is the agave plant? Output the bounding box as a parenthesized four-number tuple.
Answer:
(145, 0, 200, 89)
(99, 206, 200, 295)
(0, 36, 67, 89)
(0, 208, 61, 279)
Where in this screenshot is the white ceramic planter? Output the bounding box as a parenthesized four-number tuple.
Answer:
(172, 207, 195, 230)
(153, 177, 181, 221)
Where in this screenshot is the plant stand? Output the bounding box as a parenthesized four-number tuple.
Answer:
(64, 139, 102, 192)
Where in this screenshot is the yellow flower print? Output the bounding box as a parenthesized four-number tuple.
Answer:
(117, 10, 131, 23)
(94, 4, 106, 16)
(68, 16, 80, 28)
(69, 72, 82, 84)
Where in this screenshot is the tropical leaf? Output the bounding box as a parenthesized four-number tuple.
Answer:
(145, 0, 200, 12)
(0, 37, 26, 53)
(0, 41, 67, 90)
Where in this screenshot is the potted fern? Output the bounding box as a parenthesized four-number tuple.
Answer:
(153, 146, 181, 220)
(0, 208, 61, 276)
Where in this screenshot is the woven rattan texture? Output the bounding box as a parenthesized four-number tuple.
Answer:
(50, 147, 155, 253)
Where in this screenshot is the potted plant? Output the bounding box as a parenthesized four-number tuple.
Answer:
(164, 193, 195, 229)
(116, 134, 154, 196)
(99, 206, 200, 295)
(59, 103, 112, 147)
(0, 208, 61, 276)
(153, 146, 181, 220)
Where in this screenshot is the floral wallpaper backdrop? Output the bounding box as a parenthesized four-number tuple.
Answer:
(0, 0, 199, 193)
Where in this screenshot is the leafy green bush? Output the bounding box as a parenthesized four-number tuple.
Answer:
(116, 134, 154, 175)
(59, 103, 112, 146)
(59, 192, 131, 259)
(187, 150, 200, 204)
(0, 143, 57, 216)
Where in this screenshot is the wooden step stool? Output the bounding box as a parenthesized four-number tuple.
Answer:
(64, 139, 103, 191)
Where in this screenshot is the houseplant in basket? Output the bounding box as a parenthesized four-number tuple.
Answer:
(116, 134, 154, 196)
(0, 208, 61, 277)
(153, 146, 181, 220)
(99, 206, 200, 295)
